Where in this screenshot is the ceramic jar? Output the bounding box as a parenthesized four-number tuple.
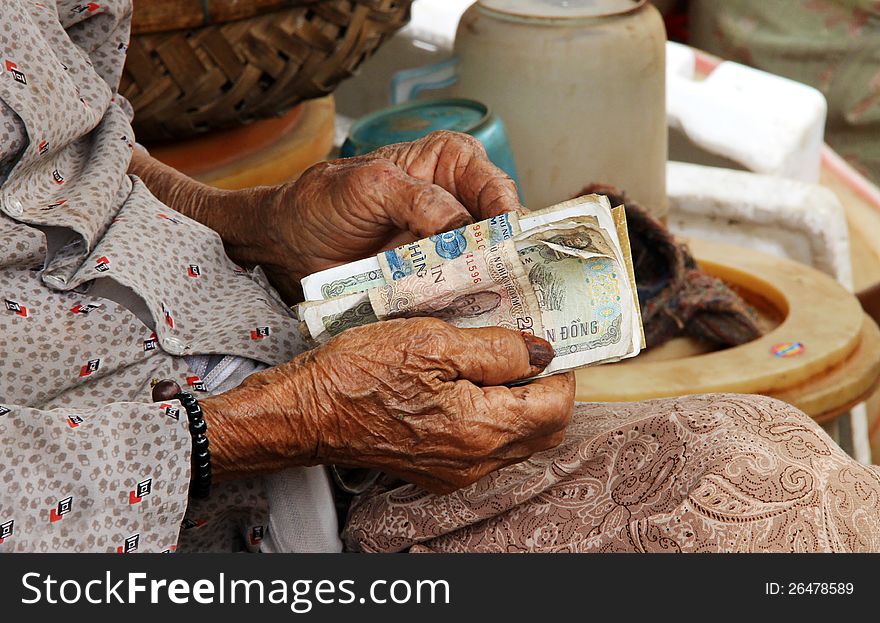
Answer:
(453, 0, 668, 218)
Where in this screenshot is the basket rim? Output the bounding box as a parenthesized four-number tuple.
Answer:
(124, 0, 414, 141)
(131, 0, 325, 35)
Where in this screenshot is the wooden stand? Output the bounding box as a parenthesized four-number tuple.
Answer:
(147, 96, 336, 189)
(576, 239, 880, 426)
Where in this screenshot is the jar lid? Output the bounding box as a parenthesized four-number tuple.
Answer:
(478, 0, 644, 19)
(345, 99, 490, 154)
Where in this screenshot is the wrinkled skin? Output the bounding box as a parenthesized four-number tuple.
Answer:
(202, 319, 575, 493)
(131, 131, 574, 494)
(131, 131, 522, 303)
(240, 131, 524, 302)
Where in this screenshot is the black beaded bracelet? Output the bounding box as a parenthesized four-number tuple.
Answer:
(175, 391, 212, 499)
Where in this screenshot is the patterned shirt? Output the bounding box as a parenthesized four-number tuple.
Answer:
(0, 0, 309, 552)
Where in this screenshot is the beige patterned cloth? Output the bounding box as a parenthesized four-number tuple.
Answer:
(345, 395, 880, 553)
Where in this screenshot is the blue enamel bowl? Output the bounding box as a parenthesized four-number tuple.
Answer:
(341, 98, 520, 189)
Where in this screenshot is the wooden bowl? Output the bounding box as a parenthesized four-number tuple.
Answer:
(576, 239, 880, 423)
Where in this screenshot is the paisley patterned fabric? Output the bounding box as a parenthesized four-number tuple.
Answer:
(344, 394, 880, 553)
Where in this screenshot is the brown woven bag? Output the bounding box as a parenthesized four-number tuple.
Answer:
(121, 0, 412, 141)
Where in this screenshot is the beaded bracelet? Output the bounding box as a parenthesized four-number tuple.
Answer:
(175, 391, 212, 499)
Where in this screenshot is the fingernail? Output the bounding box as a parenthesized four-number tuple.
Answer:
(449, 213, 474, 229)
(522, 333, 554, 368)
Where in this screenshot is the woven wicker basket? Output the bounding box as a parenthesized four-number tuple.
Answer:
(121, 0, 412, 141)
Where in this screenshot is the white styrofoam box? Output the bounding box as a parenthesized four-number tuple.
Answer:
(666, 40, 695, 80)
(668, 61, 827, 183)
(404, 0, 475, 47)
(667, 161, 852, 290)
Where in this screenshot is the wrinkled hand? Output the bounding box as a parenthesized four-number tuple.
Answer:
(257, 131, 522, 301)
(202, 318, 575, 493)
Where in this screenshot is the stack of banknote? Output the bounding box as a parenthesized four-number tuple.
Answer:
(296, 195, 645, 376)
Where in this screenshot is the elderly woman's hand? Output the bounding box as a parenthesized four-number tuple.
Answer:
(201, 318, 574, 493)
(249, 131, 523, 301)
(130, 131, 519, 303)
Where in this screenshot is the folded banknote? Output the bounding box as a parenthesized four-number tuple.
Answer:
(301, 195, 619, 301)
(296, 196, 644, 376)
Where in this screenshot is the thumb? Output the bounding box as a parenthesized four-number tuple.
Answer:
(363, 159, 475, 239)
(432, 324, 556, 386)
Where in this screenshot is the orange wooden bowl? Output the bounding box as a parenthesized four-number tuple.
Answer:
(147, 96, 336, 190)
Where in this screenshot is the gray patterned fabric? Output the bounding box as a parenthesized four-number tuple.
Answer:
(0, 0, 308, 553)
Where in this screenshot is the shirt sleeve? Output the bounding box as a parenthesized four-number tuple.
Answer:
(0, 1, 289, 553)
(59, 0, 133, 92)
(0, 400, 191, 553)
